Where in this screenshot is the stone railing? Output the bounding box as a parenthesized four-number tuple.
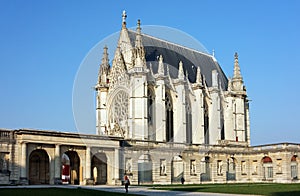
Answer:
(251, 143, 300, 152)
(0, 130, 15, 143)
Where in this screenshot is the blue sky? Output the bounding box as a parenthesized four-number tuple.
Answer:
(0, 1, 299, 146)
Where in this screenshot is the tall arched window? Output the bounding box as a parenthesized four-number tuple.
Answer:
(165, 92, 173, 142)
(148, 88, 155, 140)
(262, 156, 273, 180)
(204, 101, 209, 144)
(186, 98, 192, 144)
(291, 155, 298, 179)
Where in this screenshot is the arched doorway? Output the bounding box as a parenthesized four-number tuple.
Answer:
(262, 156, 273, 180)
(91, 153, 107, 185)
(29, 149, 49, 185)
(226, 157, 236, 181)
(138, 154, 152, 185)
(200, 156, 211, 181)
(171, 155, 184, 183)
(65, 151, 80, 185)
(291, 155, 298, 180)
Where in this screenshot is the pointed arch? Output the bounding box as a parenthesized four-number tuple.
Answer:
(204, 100, 209, 144)
(186, 97, 192, 144)
(147, 87, 155, 140)
(165, 91, 174, 142)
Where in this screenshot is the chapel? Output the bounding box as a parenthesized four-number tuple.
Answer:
(0, 12, 299, 185)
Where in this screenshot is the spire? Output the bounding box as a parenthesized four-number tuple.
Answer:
(232, 52, 245, 92)
(110, 45, 127, 86)
(98, 46, 110, 84)
(122, 10, 127, 29)
(196, 66, 202, 84)
(158, 55, 164, 75)
(178, 61, 184, 80)
(233, 52, 243, 80)
(135, 19, 142, 48)
(134, 19, 145, 67)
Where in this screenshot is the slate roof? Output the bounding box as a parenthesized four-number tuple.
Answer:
(127, 30, 228, 90)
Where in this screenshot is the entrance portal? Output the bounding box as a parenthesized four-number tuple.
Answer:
(65, 151, 80, 185)
(171, 155, 183, 183)
(138, 154, 152, 185)
(29, 149, 49, 185)
(91, 153, 107, 185)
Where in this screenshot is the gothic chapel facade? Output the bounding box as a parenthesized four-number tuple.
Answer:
(0, 13, 299, 185)
(95, 15, 250, 146)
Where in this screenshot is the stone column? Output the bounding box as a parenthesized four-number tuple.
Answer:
(20, 142, 28, 184)
(114, 148, 120, 184)
(54, 144, 61, 184)
(85, 146, 91, 184)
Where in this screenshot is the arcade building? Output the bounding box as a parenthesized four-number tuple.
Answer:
(0, 12, 299, 185)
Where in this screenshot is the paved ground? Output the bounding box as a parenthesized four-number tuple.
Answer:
(0, 185, 260, 196)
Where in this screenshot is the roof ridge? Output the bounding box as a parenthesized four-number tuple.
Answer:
(128, 29, 213, 59)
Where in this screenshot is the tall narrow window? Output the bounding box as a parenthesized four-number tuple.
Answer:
(165, 92, 173, 142)
(186, 98, 192, 144)
(148, 88, 155, 140)
(204, 101, 209, 144)
(291, 155, 298, 179)
(262, 156, 273, 180)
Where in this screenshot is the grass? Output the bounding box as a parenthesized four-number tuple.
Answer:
(1, 184, 300, 196)
(151, 183, 300, 196)
(0, 187, 137, 196)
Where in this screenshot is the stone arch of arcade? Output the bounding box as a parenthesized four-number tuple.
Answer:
(29, 149, 50, 185)
(64, 150, 80, 185)
(91, 152, 107, 185)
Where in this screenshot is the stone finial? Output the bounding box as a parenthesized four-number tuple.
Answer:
(178, 61, 184, 80)
(196, 66, 202, 84)
(233, 52, 242, 80)
(98, 46, 110, 84)
(232, 52, 244, 92)
(137, 19, 141, 31)
(135, 19, 142, 48)
(158, 55, 164, 75)
(122, 10, 127, 28)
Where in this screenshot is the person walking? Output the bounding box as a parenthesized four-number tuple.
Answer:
(124, 175, 130, 193)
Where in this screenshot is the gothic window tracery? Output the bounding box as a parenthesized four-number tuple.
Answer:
(186, 98, 192, 144)
(148, 88, 155, 140)
(165, 92, 173, 142)
(109, 91, 129, 134)
(204, 101, 209, 144)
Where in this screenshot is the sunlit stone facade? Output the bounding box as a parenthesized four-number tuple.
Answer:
(0, 13, 299, 186)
